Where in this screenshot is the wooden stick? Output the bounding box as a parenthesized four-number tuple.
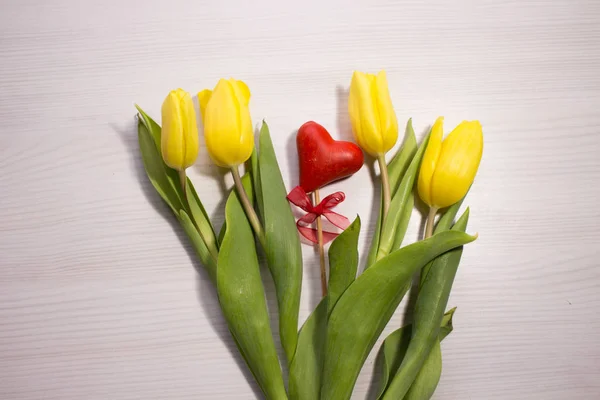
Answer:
(314, 189, 327, 297)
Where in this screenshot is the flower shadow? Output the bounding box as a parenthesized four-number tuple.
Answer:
(112, 118, 174, 226)
(365, 349, 385, 399)
(335, 85, 352, 141)
(286, 128, 299, 190)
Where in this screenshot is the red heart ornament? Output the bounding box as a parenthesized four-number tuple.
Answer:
(297, 121, 364, 193)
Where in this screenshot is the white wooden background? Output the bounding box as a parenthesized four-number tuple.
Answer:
(1, 0, 599, 398)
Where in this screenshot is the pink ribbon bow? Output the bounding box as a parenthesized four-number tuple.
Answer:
(286, 186, 350, 244)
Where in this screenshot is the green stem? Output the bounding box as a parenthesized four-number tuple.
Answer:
(425, 206, 439, 239)
(178, 169, 187, 196)
(231, 166, 267, 249)
(179, 169, 219, 263)
(377, 154, 391, 228)
(314, 189, 327, 297)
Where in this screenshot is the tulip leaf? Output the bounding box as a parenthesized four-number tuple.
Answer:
(137, 115, 183, 213)
(375, 308, 455, 399)
(178, 209, 216, 281)
(186, 178, 218, 252)
(136, 106, 185, 208)
(217, 222, 227, 246)
(378, 202, 463, 399)
(389, 191, 414, 254)
(217, 181, 287, 400)
(381, 209, 470, 400)
(257, 122, 303, 364)
(328, 217, 361, 315)
(404, 338, 443, 400)
(376, 130, 431, 261)
(438, 306, 456, 342)
(365, 208, 383, 269)
(217, 173, 254, 246)
(136, 105, 161, 148)
(289, 297, 328, 400)
(436, 200, 465, 235)
(366, 120, 417, 268)
(404, 307, 457, 400)
(249, 149, 264, 220)
(388, 119, 419, 196)
(321, 231, 476, 400)
(420, 199, 464, 287)
(288, 218, 360, 400)
(136, 106, 219, 264)
(376, 317, 412, 399)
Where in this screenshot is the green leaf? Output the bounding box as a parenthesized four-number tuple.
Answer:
(136, 106, 184, 209)
(136, 106, 219, 273)
(192, 175, 254, 280)
(178, 210, 216, 281)
(258, 121, 303, 364)
(216, 182, 287, 400)
(217, 222, 227, 246)
(135, 104, 161, 148)
(375, 308, 456, 399)
(288, 219, 360, 400)
(328, 217, 361, 315)
(218, 173, 254, 246)
(376, 130, 431, 261)
(249, 149, 264, 220)
(438, 307, 456, 342)
(366, 210, 384, 269)
(381, 210, 470, 400)
(404, 339, 442, 400)
(404, 307, 456, 400)
(289, 298, 328, 400)
(321, 231, 476, 400)
(389, 192, 414, 254)
(436, 201, 464, 235)
(420, 199, 464, 287)
(377, 321, 412, 400)
(388, 119, 418, 196)
(186, 178, 218, 253)
(137, 117, 183, 213)
(366, 121, 418, 268)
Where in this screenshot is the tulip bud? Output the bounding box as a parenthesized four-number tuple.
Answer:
(198, 78, 254, 168)
(417, 117, 483, 209)
(160, 89, 199, 171)
(348, 70, 398, 156)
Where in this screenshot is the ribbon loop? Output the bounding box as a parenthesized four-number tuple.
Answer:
(286, 186, 350, 244)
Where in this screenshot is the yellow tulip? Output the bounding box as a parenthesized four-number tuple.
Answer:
(348, 70, 398, 156)
(198, 78, 254, 168)
(160, 88, 199, 171)
(417, 117, 484, 209)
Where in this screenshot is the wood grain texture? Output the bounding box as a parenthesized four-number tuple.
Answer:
(1, 0, 600, 398)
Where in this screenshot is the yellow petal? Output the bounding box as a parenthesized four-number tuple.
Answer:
(231, 80, 253, 165)
(160, 89, 199, 170)
(235, 105, 254, 166)
(202, 78, 253, 167)
(430, 120, 483, 208)
(180, 91, 199, 169)
(417, 117, 444, 207)
(198, 89, 212, 123)
(348, 71, 381, 156)
(161, 90, 185, 170)
(374, 71, 398, 153)
(230, 79, 251, 105)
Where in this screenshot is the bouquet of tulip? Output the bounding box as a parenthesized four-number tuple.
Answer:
(135, 71, 483, 400)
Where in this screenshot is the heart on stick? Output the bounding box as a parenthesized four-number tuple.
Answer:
(297, 121, 364, 193)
